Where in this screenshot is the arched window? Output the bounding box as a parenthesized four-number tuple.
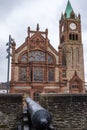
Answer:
(76, 34, 78, 40)
(29, 50, 54, 64)
(33, 68, 43, 82)
(48, 68, 55, 82)
(69, 33, 72, 40)
(48, 54, 54, 64)
(29, 51, 45, 62)
(76, 47, 79, 65)
(69, 33, 78, 41)
(19, 68, 26, 81)
(71, 47, 73, 67)
(71, 81, 79, 89)
(34, 91, 41, 102)
(73, 34, 75, 40)
(29, 67, 43, 82)
(20, 53, 27, 62)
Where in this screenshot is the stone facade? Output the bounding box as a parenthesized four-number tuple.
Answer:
(0, 94, 23, 130)
(40, 93, 87, 130)
(10, 1, 85, 100)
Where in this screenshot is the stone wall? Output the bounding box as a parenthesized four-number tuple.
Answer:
(40, 93, 87, 130)
(0, 94, 23, 130)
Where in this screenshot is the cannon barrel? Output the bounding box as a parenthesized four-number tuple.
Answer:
(26, 97, 52, 130)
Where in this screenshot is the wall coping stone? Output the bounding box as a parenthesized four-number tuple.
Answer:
(0, 93, 23, 103)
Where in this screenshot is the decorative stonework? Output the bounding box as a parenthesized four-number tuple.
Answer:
(11, 0, 85, 100)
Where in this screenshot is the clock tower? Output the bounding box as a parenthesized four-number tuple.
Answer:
(59, 0, 85, 93)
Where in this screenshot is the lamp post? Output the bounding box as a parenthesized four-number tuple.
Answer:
(6, 35, 14, 93)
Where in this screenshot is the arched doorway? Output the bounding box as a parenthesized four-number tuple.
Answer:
(33, 91, 41, 102)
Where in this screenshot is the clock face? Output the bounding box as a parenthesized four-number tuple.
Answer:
(70, 23, 76, 30)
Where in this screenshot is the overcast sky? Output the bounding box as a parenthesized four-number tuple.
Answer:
(0, 0, 87, 82)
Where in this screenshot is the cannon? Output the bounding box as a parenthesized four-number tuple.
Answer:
(26, 97, 55, 130)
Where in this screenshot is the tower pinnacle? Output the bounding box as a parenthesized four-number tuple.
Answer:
(65, 0, 73, 18)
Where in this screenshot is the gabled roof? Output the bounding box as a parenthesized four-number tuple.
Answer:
(65, 0, 73, 18)
(15, 25, 58, 54)
(30, 31, 46, 41)
(15, 41, 27, 53)
(69, 71, 82, 83)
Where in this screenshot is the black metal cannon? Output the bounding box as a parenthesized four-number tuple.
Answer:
(26, 97, 55, 130)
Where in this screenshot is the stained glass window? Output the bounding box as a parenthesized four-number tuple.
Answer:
(48, 55, 53, 64)
(21, 53, 27, 62)
(19, 68, 26, 81)
(29, 51, 45, 62)
(34, 68, 43, 82)
(48, 69, 54, 81)
(29, 50, 54, 64)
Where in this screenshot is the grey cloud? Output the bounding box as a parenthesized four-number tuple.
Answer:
(0, 0, 87, 81)
(0, 0, 23, 20)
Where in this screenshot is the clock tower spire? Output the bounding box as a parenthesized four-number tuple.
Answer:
(65, 0, 73, 18)
(59, 0, 85, 93)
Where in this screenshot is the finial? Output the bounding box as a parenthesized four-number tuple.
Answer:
(28, 26, 30, 36)
(78, 14, 81, 19)
(46, 28, 48, 33)
(61, 13, 63, 20)
(36, 24, 40, 31)
(70, 10, 75, 19)
(74, 71, 77, 76)
(45, 28, 48, 38)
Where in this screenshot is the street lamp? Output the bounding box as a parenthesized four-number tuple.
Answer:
(6, 35, 14, 93)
